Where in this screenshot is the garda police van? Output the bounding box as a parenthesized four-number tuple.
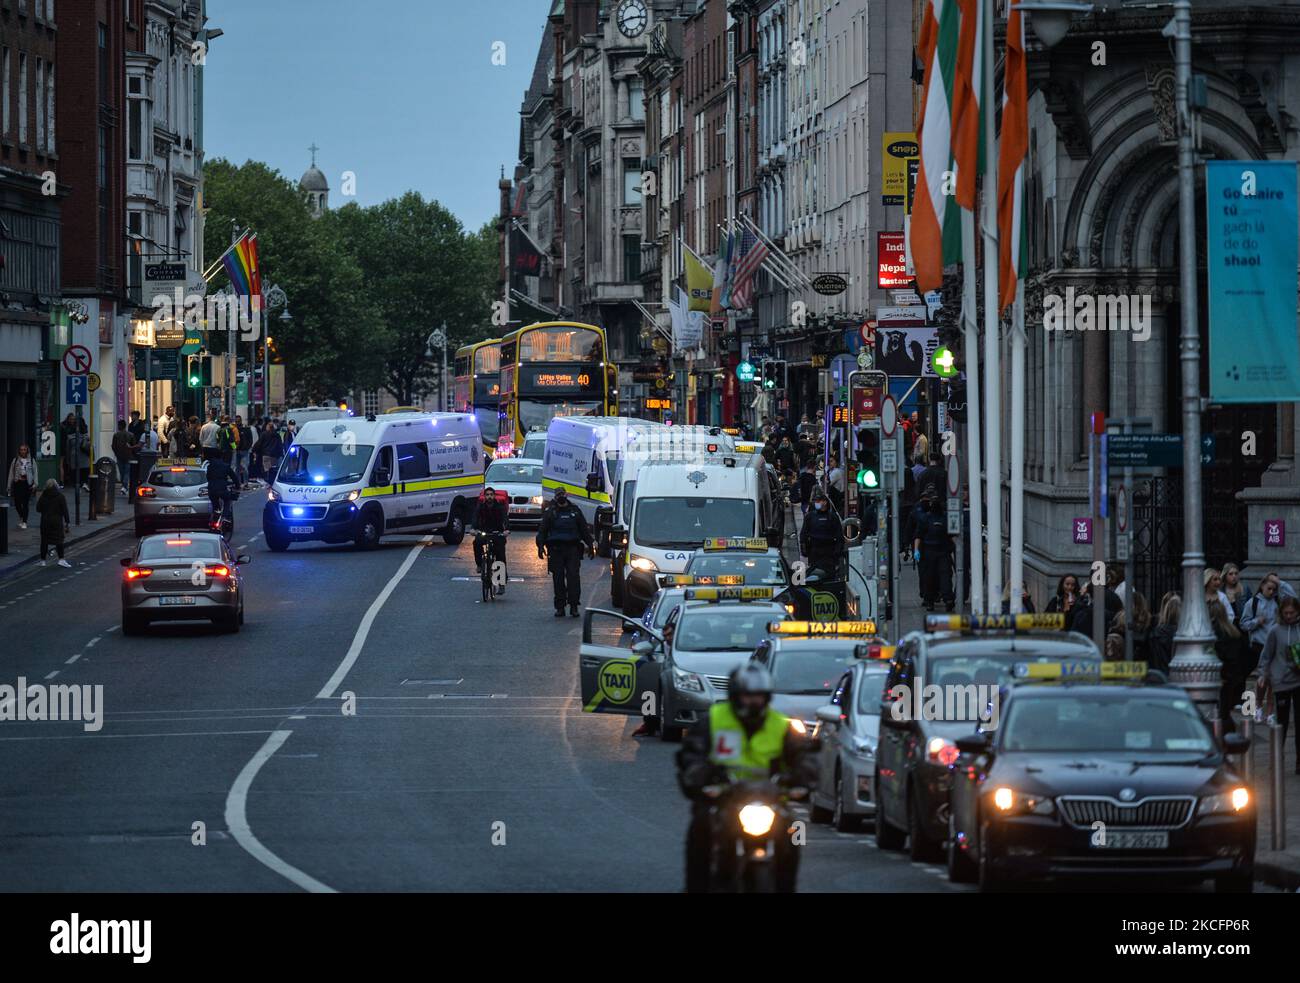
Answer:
(619, 452, 779, 618)
(263, 413, 485, 552)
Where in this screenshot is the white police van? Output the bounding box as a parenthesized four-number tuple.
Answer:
(619, 452, 778, 617)
(263, 413, 484, 551)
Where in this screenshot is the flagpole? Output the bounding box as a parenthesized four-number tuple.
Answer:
(981, 0, 1003, 615)
(1009, 280, 1025, 613)
(962, 207, 986, 614)
(740, 213, 815, 290)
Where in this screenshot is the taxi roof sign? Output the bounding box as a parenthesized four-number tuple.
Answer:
(685, 586, 776, 602)
(769, 620, 879, 637)
(925, 613, 1067, 633)
(701, 537, 771, 552)
(1013, 660, 1147, 682)
(661, 574, 746, 587)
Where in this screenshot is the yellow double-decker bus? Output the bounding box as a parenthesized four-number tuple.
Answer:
(497, 321, 616, 456)
(453, 338, 502, 454)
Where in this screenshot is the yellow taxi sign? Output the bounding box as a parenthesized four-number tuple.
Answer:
(701, 537, 770, 552)
(1011, 660, 1145, 682)
(857, 643, 895, 660)
(768, 620, 878, 637)
(685, 586, 776, 601)
(661, 574, 746, 587)
(925, 613, 1067, 633)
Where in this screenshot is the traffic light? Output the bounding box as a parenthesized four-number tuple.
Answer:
(774, 359, 787, 390)
(762, 360, 778, 390)
(186, 354, 211, 388)
(856, 425, 881, 491)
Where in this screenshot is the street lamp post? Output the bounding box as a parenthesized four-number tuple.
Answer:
(262, 284, 289, 419)
(1167, 0, 1220, 714)
(427, 324, 448, 412)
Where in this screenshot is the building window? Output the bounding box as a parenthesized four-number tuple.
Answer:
(46, 67, 54, 151)
(127, 82, 145, 161)
(629, 78, 644, 122)
(35, 59, 45, 151)
(2, 49, 9, 137)
(623, 235, 641, 282)
(623, 158, 642, 205)
(98, 24, 108, 104)
(18, 53, 28, 144)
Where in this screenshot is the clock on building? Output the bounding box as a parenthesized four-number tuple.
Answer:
(617, 0, 648, 38)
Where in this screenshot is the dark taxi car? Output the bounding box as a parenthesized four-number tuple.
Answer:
(946, 672, 1255, 892)
(874, 614, 1101, 861)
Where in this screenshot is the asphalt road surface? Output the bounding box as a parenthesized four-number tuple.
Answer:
(0, 495, 1263, 893)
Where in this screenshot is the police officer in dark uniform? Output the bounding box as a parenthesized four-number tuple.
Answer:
(536, 488, 594, 617)
(799, 489, 845, 578)
(914, 494, 955, 611)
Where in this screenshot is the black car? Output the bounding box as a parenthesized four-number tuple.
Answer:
(874, 615, 1101, 861)
(947, 681, 1255, 892)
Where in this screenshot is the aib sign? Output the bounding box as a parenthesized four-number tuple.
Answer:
(1072, 518, 1093, 545)
(1265, 519, 1285, 548)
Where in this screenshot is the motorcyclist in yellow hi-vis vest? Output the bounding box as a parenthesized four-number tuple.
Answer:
(676, 664, 816, 893)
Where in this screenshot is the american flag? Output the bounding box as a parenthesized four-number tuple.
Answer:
(728, 227, 769, 310)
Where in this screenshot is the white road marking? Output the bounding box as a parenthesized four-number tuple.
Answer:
(0, 728, 277, 741)
(315, 537, 430, 700)
(224, 729, 337, 894)
(64, 654, 80, 666)
(44, 671, 59, 680)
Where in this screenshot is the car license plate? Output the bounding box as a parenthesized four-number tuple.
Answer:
(1092, 831, 1169, 850)
(289, 525, 313, 534)
(159, 596, 196, 606)
(161, 505, 192, 514)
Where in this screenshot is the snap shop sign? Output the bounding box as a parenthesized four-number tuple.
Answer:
(882, 132, 917, 206)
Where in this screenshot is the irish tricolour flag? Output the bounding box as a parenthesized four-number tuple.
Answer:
(913, 0, 965, 292)
(998, 3, 1029, 312)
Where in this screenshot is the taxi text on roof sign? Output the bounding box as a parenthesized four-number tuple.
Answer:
(685, 586, 776, 601)
(769, 620, 878, 636)
(925, 613, 1067, 632)
(1013, 660, 1148, 681)
(701, 537, 770, 551)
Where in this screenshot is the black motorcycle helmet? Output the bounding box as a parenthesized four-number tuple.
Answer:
(728, 664, 774, 726)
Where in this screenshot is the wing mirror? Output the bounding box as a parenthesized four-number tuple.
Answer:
(372, 467, 391, 487)
(1222, 733, 1250, 755)
(815, 705, 840, 725)
(630, 640, 655, 659)
(955, 732, 992, 755)
(236, 554, 252, 565)
(585, 472, 602, 493)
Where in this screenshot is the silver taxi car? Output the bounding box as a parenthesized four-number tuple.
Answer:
(121, 532, 249, 634)
(134, 463, 212, 537)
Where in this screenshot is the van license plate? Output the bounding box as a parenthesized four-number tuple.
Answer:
(289, 526, 313, 534)
(159, 596, 196, 606)
(1091, 831, 1168, 850)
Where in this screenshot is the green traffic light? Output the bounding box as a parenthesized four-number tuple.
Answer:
(858, 469, 880, 489)
(189, 376, 200, 386)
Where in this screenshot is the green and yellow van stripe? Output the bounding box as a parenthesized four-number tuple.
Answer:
(541, 477, 611, 504)
(359, 474, 484, 498)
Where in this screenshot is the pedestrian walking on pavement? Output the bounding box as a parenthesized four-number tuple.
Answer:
(6, 443, 37, 529)
(137, 423, 160, 486)
(1256, 595, 1300, 772)
(111, 419, 136, 496)
(200, 412, 221, 462)
(535, 488, 594, 617)
(913, 494, 955, 612)
(157, 405, 174, 459)
(1242, 573, 1282, 677)
(35, 479, 71, 568)
(256, 422, 284, 484)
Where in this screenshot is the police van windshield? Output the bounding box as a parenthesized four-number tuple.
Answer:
(1001, 694, 1214, 754)
(277, 443, 374, 485)
(634, 497, 755, 548)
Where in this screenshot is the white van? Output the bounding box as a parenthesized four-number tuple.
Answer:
(263, 413, 484, 551)
(283, 405, 353, 429)
(541, 416, 665, 524)
(618, 453, 780, 617)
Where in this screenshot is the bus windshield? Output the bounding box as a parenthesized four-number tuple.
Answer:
(519, 398, 602, 432)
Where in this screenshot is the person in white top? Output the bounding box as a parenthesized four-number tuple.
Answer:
(1204, 568, 1235, 623)
(199, 412, 221, 462)
(6, 444, 38, 529)
(157, 406, 173, 458)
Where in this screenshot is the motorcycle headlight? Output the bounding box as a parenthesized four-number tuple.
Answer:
(673, 668, 705, 693)
(267, 487, 281, 502)
(630, 555, 658, 573)
(329, 490, 360, 503)
(1198, 787, 1251, 816)
(990, 786, 1055, 816)
(738, 803, 777, 837)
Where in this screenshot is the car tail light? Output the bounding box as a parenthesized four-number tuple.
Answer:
(137, 486, 156, 498)
(165, 539, 192, 545)
(204, 565, 231, 578)
(168, 467, 187, 472)
(125, 567, 153, 580)
(928, 737, 960, 767)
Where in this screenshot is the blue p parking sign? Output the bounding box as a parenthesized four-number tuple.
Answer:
(65, 375, 88, 405)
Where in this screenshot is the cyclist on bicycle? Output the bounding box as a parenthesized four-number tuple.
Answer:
(473, 486, 509, 586)
(205, 457, 240, 535)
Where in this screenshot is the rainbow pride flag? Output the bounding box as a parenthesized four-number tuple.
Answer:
(221, 232, 262, 303)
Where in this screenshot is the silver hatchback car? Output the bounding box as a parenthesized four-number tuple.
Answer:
(121, 532, 248, 634)
(134, 464, 211, 536)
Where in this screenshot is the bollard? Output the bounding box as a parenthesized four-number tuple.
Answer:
(1270, 722, 1286, 852)
(1240, 716, 1254, 786)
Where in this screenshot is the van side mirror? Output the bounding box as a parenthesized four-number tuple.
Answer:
(595, 505, 614, 529)
(372, 467, 391, 487)
(815, 705, 840, 725)
(585, 472, 602, 493)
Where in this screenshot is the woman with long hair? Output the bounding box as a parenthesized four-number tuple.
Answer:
(1045, 574, 1080, 616)
(1209, 599, 1246, 730)
(1147, 593, 1181, 674)
(1221, 563, 1248, 620)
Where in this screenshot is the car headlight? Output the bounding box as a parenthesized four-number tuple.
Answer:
(329, 490, 360, 502)
(789, 718, 808, 735)
(530, 495, 543, 505)
(267, 487, 281, 502)
(673, 668, 705, 693)
(630, 555, 658, 573)
(738, 802, 777, 836)
(1198, 787, 1251, 816)
(989, 786, 1055, 816)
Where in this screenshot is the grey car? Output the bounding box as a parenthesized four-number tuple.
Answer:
(657, 596, 791, 741)
(484, 457, 545, 526)
(808, 661, 892, 830)
(121, 532, 249, 634)
(133, 463, 212, 537)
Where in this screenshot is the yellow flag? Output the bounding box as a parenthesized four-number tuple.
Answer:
(685, 249, 713, 313)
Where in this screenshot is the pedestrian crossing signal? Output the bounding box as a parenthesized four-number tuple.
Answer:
(857, 467, 880, 489)
(186, 354, 211, 388)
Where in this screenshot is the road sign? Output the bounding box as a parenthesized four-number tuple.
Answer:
(87, 372, 101, 393)
(1116, 484, 1129, 534)
(63, 344, 92, 376)
(881, 443, 898, 473)
(65, 375, 88, 405)
(1116, 533, 1131, 561)
(947, 500, 961, 535)
(1200, 434, 1216, 466)
(946, 453, 960, 496)
(881, 395, 898, 436)
(736, 361, 756, 383)
(857, 349, 872, 369)
(1106, 433, 1190, 469)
